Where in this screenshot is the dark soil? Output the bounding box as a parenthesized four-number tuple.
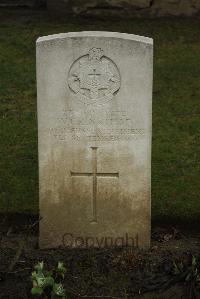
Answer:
(0, 214, 200, 299)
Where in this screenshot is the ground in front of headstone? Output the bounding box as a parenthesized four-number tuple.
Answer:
(0, 215, 200, 299)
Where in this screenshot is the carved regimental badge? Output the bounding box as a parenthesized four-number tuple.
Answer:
(68, 48, 121, 105)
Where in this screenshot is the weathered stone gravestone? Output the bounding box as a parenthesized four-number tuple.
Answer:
(37, 32, 153, 249)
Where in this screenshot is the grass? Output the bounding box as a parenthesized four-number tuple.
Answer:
(0, 9, 199, 222)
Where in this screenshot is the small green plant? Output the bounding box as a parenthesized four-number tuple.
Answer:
(31, 261, 67, 299)
(173, 256, 200, 285)
(173, 255, 200, 298)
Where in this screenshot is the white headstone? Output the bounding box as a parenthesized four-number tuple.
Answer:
(37, 31, 153, 249)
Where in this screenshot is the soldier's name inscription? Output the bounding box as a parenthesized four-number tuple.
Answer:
(59, 109, 132, 125)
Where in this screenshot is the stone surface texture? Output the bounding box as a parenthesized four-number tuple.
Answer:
(0, 0, 45, 7)
(47, 0, 200, 17)
(37, 31, 153, 249)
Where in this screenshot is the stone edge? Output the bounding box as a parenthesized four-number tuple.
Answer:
(36, 31, 153, 45)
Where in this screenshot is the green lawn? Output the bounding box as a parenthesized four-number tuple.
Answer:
(0, 10, 199, 222)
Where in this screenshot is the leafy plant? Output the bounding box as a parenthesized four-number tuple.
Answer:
(31, 261, 67, 299)
(173, 255, 200, 298)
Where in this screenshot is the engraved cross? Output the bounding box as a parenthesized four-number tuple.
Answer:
(70, 147, 119, 223)
(88, 69, 101, 98)
(88, 68, 101, 81)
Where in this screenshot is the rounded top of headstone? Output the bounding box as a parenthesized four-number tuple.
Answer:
(36, 31, 153, 45)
